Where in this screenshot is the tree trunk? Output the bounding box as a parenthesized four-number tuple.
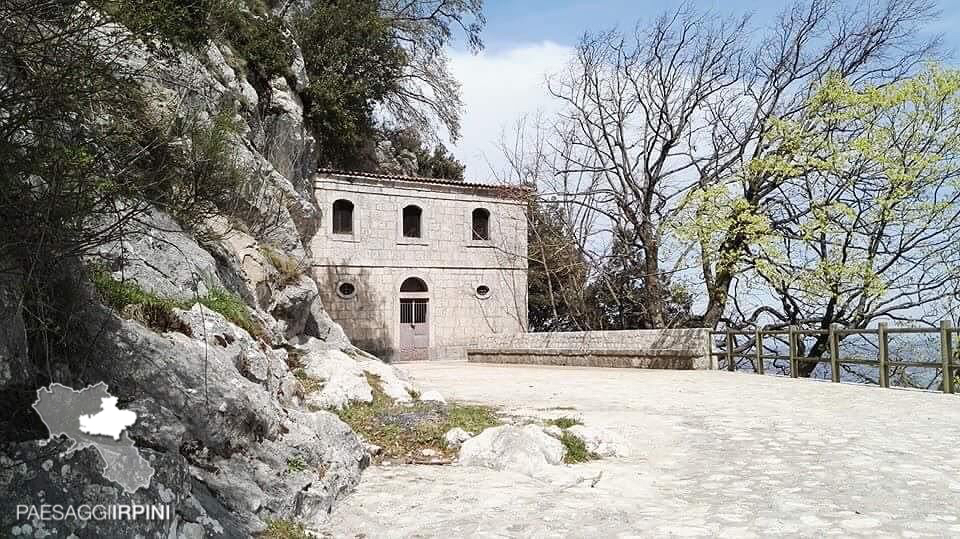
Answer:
(640, 231, 665, 327)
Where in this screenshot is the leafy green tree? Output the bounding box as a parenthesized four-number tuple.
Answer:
(541, 0, 939, 331)
(295, 0, 407, 166)
(103, 0, 219, 51)
(294, 0, 484, 166)
(681, 65, 960, 375)
(415, 143, 465, 181)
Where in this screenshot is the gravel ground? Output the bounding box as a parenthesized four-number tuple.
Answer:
(320, 361, 960, 538)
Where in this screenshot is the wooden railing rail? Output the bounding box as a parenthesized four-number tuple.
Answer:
(709, 321, 958, 394)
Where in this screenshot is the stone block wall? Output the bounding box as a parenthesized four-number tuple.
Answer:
(467, 329, 713, 370)
(316, 265, 526, 361)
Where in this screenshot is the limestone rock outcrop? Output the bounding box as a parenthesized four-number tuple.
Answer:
(0, 15, 406, 538)
(458, 425, 566, 477)
(300, 346, 414, 410)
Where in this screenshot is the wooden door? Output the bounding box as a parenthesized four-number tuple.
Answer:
(399, 298, 429, 360)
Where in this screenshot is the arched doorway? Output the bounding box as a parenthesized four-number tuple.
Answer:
(399, 277, 429, 360)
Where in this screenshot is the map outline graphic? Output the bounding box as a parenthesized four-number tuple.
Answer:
(32, 382, 154, 493)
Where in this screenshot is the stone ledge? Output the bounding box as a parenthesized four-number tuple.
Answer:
(467, 348, 696, 358)
(466, 351, 699, 370)
(466, 328, 713, 370)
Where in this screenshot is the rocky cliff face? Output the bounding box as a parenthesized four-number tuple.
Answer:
(0, 13, 411, 538)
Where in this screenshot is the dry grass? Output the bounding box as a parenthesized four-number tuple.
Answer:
(335, 374, 500, 462)
(293, 368, 324, 393)
(259, 519, 309, 539)
(545, 416, 582, 429)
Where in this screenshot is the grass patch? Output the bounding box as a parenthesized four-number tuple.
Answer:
(91, 269, 189, 332)
(559, 432, 597, 464)
(407, 388, 421, 400)
(445, 404, 500, 435)
(286, 456, 307, 473)
(91, 269, 178, 311)
(91, 269, 264, 339)
(545, 416, 582, 430)
(334, 374, 500, 461)
(260, 519, 309, 539)
(197, 287, 264, 339)
(262, 247, 303, 287)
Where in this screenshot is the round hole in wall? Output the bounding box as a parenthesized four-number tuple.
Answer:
(475, 285, 491, 299)
(336, 281, 357, 299)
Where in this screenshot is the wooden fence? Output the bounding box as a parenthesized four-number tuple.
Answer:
(709, 321, 959, 394)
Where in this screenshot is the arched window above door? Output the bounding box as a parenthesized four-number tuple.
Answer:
(400, 277, 428, 292)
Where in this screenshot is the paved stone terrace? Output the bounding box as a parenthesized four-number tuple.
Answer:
(320, 362, 960, 538)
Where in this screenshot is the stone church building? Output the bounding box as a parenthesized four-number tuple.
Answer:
(311, 169, 529, 361)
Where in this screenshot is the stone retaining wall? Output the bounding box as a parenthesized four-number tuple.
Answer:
(466, 329, 713, 370)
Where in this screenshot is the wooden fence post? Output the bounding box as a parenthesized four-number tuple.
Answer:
(788, 325, 798, 378)
(828, 324, 840, 383)
(755, 329, 764, 375)
(877, 322, 889, 388)
(726, 331, 735, 372)
(941, 320, 954, 394)
(707, 331, 716, 370)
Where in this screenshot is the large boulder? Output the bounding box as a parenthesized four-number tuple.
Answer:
(197, 410, 367, 531)
(171, 304, 298, 404)
(299, 348, 414, 410)
(281, 410, 368, 525)
(60, 301, 369, 532)
(458, 425, 567, 477)
(302, 349, 373, 410)
(302, 296, 352, 349)
(83, 304, 285, 457)
(269, 274, 318, 339)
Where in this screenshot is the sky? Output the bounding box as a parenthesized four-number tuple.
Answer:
(447, 0, 960, 181)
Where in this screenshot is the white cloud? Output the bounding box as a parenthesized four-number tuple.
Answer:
(449, 42, 572, 182)
(79, 396, 137, 440)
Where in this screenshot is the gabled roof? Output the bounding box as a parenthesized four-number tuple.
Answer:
(316, 168, 531, 199)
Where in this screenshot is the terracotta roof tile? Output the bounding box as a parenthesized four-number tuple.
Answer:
(316, 168, 531, 199)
